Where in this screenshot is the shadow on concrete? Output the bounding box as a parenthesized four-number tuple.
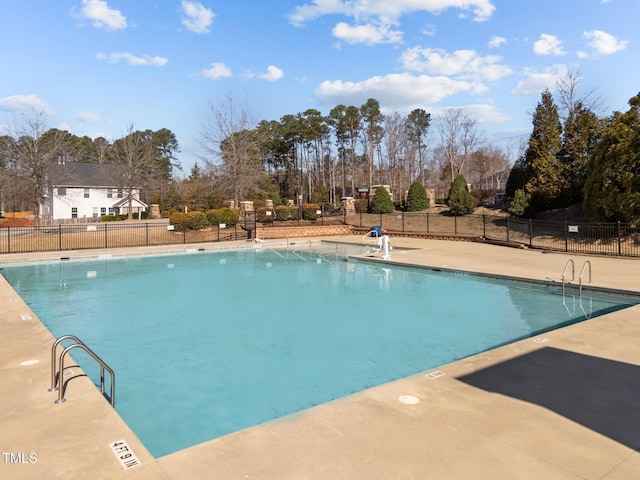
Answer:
(457, 347, 640, 449)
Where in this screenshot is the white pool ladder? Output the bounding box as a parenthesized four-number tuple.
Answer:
(562, 259, 592, 299)
(49, 335, 115, 406)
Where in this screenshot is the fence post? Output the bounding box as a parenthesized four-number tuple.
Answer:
(8, 226, 11, 253)
(379, 212, 383, 230)
(59, 225, 62, 251)
(528, 218, 533, 247)
(402, 212, 405, 233)
(618, 221, 622, 256)
(454, 215, 458, 235)
(506, 217, 510, 242)
(564, 221, 568, 252)
(359, 209, 363, 227)
(426, 213, 430, 233)
(482, 214, 486, 238)
(146, 222, 149, 246)
(104, 224, 108, 249)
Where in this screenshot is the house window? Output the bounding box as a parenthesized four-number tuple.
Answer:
(117, 189, 123, 198)
(107, 188, 113, 198)
(58, 187, 66, 196)
(92, 207, 99, 218)
(100, 207, 106, 216)
(71, 207, 78, 218)
(108, 208, 114, 215)
(84, 188, 90, 198)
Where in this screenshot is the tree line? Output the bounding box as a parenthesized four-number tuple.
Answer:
(2, 79, 639, 224)
(189, 94, 510, 212)
(507, 76, 640, 224)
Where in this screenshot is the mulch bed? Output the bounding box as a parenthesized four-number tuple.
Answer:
(0, 218, 35, 227)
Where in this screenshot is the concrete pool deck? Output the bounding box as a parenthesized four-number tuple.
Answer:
(1, 237, 639, 479)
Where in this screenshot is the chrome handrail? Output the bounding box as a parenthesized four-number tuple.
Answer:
(49, 335, 83, 392)
(561, 259, 575, 296)
(579, 260, 592, 298)
(50, 336, 115, 406)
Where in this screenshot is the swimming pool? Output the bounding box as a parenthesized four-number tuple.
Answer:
(1, 245, 635, 457)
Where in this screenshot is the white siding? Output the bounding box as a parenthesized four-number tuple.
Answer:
(48, 187, 140, 220)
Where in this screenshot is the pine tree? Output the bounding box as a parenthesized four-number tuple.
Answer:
(508, 189, 530, 218)
(406, 181, 430, 211)
(447, 174, 475, 215)
(369, 186, 394, 213)
(583, 92, 640, 223)
(558, 103, 601, 205)
(522, 89, 563, 212)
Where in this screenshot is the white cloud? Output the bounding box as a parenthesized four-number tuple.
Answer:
(583, 30, 628, 55)
(76, 110, 105, 123)
(256, 65, 285, 82)
(181, 1, 215, 34)
(332, 22, 403, 45)
(315, 73, 475, 109)
(0, 94, 55, 115)
(533, 34, 565, 56)
(96, 52, 169, 66)
(488, 35, 506, 48)
(422, 24, 436, 36)
(72, 0, 127, 31)
(511, 64, 569, 96)
(289, 0, 496, 26)
(400, 47, 513, 82)
(460, 104, 509, 123)
(202, 62, 232, 79)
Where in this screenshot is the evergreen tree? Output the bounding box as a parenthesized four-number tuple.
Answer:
(505, 155, 527, 198)
(508, 189, 530, 218)
(406, 180, 430, 211)
(447, 174, 475, 215)
(558, 103, 601, 205)
(583, 92, 640, 223)
(369, 185, 394, 213)
(310, 183, 329, 205)
(522, 89, 563, 212)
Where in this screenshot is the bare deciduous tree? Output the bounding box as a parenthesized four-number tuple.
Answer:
(199, 93, 268, 206)
(111, 123, 155, 219)
(5, 110, 64, 224)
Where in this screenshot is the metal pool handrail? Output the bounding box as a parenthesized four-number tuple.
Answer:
(49, 335, 115, 406)
(562, 259, 575, 296)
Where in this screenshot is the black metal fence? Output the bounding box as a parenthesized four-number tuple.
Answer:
(349, 212, 640, 257)
(0, 222, 247, 254)
(2, 213, 640, 258)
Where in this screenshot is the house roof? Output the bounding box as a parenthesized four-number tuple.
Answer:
(47, 163, 128, 188)
(112, 197, 148, 209)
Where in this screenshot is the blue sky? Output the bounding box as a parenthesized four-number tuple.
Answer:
(1, 0, 637, 175)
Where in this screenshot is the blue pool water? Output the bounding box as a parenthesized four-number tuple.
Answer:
(1, 246, 635, 457)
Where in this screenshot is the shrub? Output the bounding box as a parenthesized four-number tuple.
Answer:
(354, 198, 368, 213)
(101, 214, 127, 222)
(508, 189, 530, 218)
(255, 207, 276, 223)
(369, 186, 394, 214)
(302, 203, 321, 220)
(274, 205, 300, 221)
(206, 207, 239, 226)
(447, 174, 475, 215)
(405, 181, 430, 211)
(169, 211, 209, 232)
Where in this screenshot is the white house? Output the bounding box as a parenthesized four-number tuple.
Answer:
(40, 163, 148, 221)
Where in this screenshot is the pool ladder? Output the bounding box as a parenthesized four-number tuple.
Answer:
(49, 335, 115, 407)
(561, 259, 592, 298)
